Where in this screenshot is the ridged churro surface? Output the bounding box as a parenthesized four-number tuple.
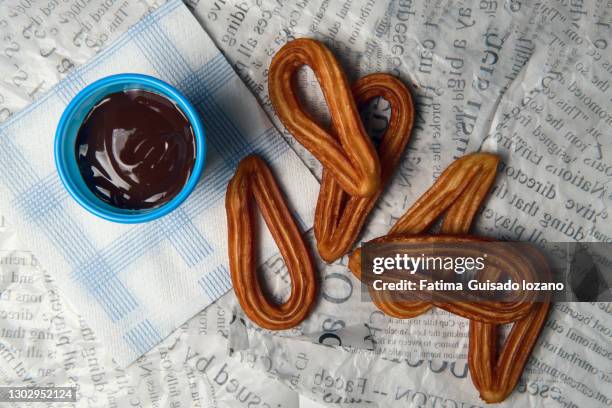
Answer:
(225, 155, 317, 330)
(269, 38, 381, 197)
(315, 73, 414, 262)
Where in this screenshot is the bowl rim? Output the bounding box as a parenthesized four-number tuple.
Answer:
(54, 73, 206, 224)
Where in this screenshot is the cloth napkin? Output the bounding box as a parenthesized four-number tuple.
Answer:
(0, 0, 319, 366)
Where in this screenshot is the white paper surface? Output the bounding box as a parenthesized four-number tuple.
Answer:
(0, 0, 169, 122)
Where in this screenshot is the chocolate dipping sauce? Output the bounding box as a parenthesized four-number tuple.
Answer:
(76, 89, 196, 210)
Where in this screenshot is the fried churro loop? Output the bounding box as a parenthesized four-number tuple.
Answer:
(269, 38, 381, 197)
(346, 152, 550, 402)
(315, 73, 414, 263)
(388, 152, 500, 235)
(348, 153, 504, 321)
(469, 247, 552, 403)
(358, 234, 540, 324)
(225, 155, 317, 330)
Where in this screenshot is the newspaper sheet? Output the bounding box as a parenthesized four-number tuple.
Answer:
(0, 0, 611, 407)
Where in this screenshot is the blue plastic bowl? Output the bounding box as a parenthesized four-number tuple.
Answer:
(55, 73, 206, 223)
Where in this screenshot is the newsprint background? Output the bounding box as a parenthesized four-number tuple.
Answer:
(0, 0, 611, 407)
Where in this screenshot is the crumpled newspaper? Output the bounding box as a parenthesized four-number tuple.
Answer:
(1, 0, 611, 407)
(0, 0, 167, 120)
(189, 0, 612, 406)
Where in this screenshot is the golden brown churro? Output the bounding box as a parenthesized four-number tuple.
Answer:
(269, 38, 381, 197)
(225, 155, 317, 330)
(315, 73, 414, 263)
(388, 152, 500, 235)
(468, 247, 552, 403)
(348, 153, 503, 321)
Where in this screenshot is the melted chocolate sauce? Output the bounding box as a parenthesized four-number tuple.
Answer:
(76, 89, 196, 210)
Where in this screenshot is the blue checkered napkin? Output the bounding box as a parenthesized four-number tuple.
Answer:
(0, 0, 319, 366)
